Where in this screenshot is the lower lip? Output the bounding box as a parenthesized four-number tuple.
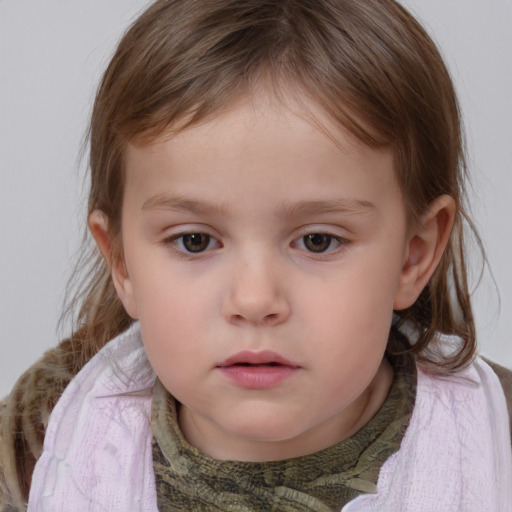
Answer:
(218, 365, 298, 389)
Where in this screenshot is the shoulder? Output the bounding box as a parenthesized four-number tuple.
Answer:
(411, 357, 512, 451)
(27, 325, 157, 511)
(416, 356, 512, 447)
(483, 358, 512, 439)
(0, 338, 82, 511)
(348, 356, 512, 509)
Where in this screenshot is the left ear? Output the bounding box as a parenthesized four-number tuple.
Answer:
(393, 195, 456, 310)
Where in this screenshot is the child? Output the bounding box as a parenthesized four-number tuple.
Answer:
(1, 0, 511, 510)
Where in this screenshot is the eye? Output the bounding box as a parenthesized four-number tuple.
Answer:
(296, 233, 343, 253)
(170, 233, 219, 253)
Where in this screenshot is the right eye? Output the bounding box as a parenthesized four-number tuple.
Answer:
(168, 233, 220, 254)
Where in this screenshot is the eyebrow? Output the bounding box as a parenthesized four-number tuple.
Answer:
(142, 194, 230, 216)
(277, 198, 377, 218)
(142, 194, 376, 218)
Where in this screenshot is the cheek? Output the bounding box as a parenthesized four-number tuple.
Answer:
(137, 287, 205, 347)
(298, 249, 402, 378)
(132, 271, 218, 367)
(137, 308, 205, 399)
(126, 248, 203, 319)
(307, 258, 400, 331)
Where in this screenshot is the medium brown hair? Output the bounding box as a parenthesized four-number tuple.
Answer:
(66, 0, 479, 373)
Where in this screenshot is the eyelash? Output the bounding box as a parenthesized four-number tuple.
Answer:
(164, 231, 348, 257)
(165, 232, 221, 255)
(292, 233, 346, 254)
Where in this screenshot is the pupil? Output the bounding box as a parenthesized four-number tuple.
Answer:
(184, 233, 209, 252)
(305, 234, 331, 252)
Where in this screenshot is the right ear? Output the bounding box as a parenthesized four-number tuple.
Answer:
(88, 210, 139, 319)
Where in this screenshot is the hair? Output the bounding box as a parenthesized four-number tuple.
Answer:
(64, 0, 480, 373)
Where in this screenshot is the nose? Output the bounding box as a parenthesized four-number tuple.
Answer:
(222, 252, 291, 327)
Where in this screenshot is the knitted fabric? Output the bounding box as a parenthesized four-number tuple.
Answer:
(343, 359, 512, 511)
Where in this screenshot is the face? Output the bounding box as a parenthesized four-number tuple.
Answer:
(108, 94, 419, 461)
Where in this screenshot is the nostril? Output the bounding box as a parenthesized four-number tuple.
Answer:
(264, 313, 280, 324)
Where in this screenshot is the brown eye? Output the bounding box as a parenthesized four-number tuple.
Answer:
(303, 234, 333, 253)
(181, 233, 212, 253)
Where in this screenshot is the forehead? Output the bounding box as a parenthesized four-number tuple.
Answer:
(122, 92, 402, 219)
(130, 81, 386, 157)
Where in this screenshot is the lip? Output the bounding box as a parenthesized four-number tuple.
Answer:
(218, 350, 299, 368)
(217, 350, 300, 390)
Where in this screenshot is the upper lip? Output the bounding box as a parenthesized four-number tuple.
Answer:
(217, 350, 300, 368)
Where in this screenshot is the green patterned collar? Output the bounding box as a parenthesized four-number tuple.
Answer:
(152, 355, 416, 511)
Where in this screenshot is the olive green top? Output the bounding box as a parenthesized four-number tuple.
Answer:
(152, 355, 416, 511)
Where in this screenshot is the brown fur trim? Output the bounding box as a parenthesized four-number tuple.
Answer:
(485, 358, 512, 439)
(0, 339, 84, 511)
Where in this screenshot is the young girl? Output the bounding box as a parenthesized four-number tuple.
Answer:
(1, 0, 511, 510)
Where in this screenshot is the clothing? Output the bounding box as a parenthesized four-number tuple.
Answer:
(1, 328, 417, 512)
(151, 354, 415, 512)
(345, 357, 512, 511)
(27, 326, 157, 512)
(0, 337, 87, 512)
(19, 324, 512, 511)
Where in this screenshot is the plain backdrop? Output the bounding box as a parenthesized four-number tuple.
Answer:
(1, 0, 511, 397)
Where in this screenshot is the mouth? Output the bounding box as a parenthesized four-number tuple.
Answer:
(216, 351, 300, 389)
(217, 350, 300, 369)
(229, 362, 283, 367)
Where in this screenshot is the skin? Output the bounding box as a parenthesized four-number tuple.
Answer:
(90, 93, 455, 462)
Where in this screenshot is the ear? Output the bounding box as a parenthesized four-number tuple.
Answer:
(393, 195, 456, 310)
(88, 210, 139, 319)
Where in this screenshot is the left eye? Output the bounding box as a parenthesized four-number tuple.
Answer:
(297, 233, 342, 253)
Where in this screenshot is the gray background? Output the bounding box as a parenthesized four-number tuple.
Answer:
(1, 0, 511, 396)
